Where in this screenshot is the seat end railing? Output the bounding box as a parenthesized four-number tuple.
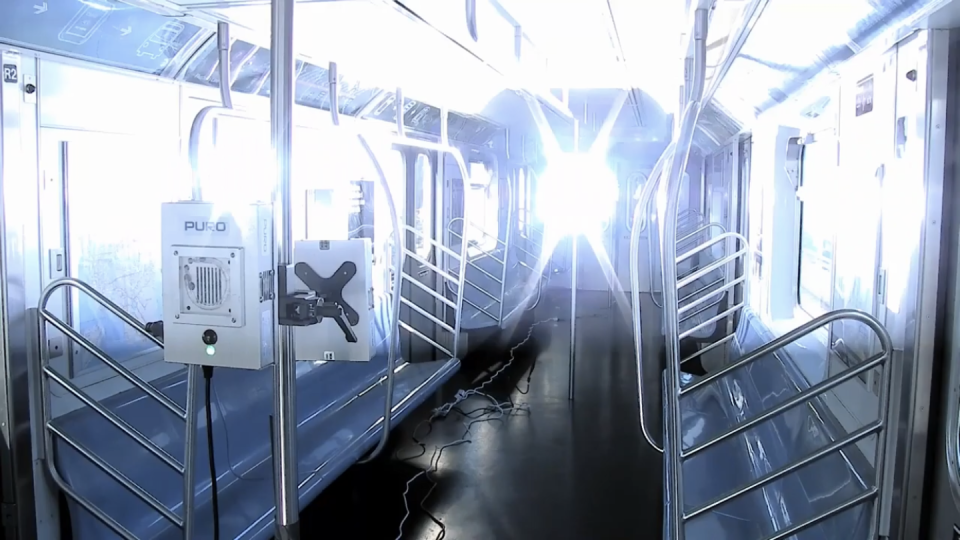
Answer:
(36, 277, 200, 539)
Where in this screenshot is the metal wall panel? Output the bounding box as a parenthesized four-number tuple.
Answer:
(0, 47, 46, 540)
(911, 29, 958, 540)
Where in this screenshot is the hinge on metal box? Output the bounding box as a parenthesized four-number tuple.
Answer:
(259, 270, 275, 302)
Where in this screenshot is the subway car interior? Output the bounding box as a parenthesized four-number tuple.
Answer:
(8, 0, 960, 539)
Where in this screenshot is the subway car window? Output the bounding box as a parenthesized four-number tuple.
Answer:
(66, 136, 184, 375)
(414, 153, 433, 258)
(797, 137, 837, 317)
(205, 115, 273, 203)
(466, 161, 498, 256)
(374, 150, 404, 296)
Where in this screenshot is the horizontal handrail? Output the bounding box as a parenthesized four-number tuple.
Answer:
(513, 242, 542, 262)
(403, 224, 462, 261)
(39, 310, 185, 419)
(677, 249, 746, 289)
(48, 422, 183, 527)
(447, 217, 507, 247)
(683, 348, 887, 458)
(40, 278, 163, 349)
(684, 420, 882, 520)
(677, 232, 748, 265)
(765, 488, 878, 540)
(463, 297, 499, 321)
(680, 334, 735, 366)
(682, 309, 892, 396)
(35, 276, 199, 538)
(464, 259, 505, 284)
(679, 295, 724, 324)
(44, 367, 185, 472)
(400, 297, 456, 335)
(447, 228, 506, 264)
(677, 222, 726, 246)
(679, 303, 744, 340)
(47, 465, 137, 539)
(398, 321, 453, 357)
(403, 249, 459, 284)
(679, 276, 726, 305)
(679, 276, 746, 316)
(400, 273, 457, 309)
(462, 278, 501, 304)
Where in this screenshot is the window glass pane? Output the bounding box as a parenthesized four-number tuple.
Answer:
(375, 150, 404, 296)
(203, 116, 273, 203)
(798, 139, 837, 317)
(67, 136, 186, 375)
(466, 162, 498, 256)
(414, 154, 433, 258)
(747, 152, 765, 314)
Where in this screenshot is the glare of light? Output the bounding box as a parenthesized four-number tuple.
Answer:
(205, 345, 216, 356)
(536, 152, 618, 236)
(502, 90, 634, 330)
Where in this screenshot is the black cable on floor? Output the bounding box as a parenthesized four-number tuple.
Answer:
(202, 365, 220, 540)
(515, 357, 537, 395)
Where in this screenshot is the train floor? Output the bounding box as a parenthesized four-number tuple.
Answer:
(300, 290, 662, 539)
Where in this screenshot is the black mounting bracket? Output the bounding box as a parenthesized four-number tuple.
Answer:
(294, 261, 358, 325)
(277, 262, 359, 343)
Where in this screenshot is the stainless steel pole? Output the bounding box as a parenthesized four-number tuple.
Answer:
(568, 119, 579, 401)
(270, 0, 299, 537)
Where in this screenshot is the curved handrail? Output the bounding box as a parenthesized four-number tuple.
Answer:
(189, 24, 235, 201)
(356, 131, 472, 462)
(677, 222, 726, 249)
(678, 309, 894, 536)
(36, 277, 198, 538)
(355, 134, 404, 464)
(661, 99, 702, 539)
(684, 309, 891, 395)
(629, 138, 679, 453)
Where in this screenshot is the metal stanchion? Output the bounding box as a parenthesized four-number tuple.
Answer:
(269, 0, 300, 537)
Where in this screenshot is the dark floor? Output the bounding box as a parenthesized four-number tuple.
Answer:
(300, 291, 662, 539)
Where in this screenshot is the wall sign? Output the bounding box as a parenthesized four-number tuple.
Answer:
(2, 63, 17, 83)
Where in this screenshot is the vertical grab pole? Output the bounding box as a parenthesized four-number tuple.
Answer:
(568, 118, 580, 401)
(499, 129, 512, 324)
(270, 0, 300, 537)
(664, 9, 708, 539)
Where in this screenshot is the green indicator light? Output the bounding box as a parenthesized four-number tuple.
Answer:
(205, 345, 216, 356)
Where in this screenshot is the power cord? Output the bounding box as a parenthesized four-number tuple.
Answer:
(202, 365, 220, 540)
(394, 317, 556, 540)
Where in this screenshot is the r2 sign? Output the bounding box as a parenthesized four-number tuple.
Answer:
(2, 64, 17, 84)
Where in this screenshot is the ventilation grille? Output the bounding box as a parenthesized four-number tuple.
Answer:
(184, 259, 227, 309)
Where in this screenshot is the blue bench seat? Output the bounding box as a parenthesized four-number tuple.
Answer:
(672, 308, 875, 540)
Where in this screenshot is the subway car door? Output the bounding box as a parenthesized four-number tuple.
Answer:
(399, 149, 441, 363)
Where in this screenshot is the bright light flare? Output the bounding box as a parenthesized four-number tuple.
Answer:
(535, 152, 618, 236)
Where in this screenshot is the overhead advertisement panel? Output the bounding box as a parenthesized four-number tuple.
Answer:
(0, 0, 203, 75)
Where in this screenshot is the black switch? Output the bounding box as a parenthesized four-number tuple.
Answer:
(202, 329, 218, 345)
